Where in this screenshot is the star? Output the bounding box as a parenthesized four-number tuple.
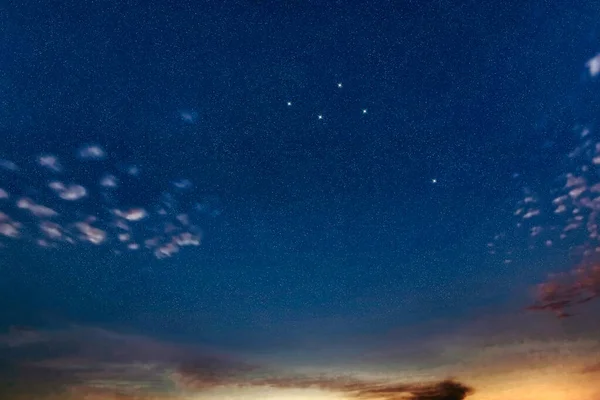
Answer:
(362, 109, 367, 114)
(318, 115, 323, 120)
(287, 101, 292, 106)
(337, 83, 343, 88)
(432, 178, 437, 183)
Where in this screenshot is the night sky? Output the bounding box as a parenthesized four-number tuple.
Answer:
(2, 1, 600, 399)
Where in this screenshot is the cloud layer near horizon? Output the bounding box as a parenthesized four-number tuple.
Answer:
(3, 311, 600, 400)
(0, 325, 474, 400)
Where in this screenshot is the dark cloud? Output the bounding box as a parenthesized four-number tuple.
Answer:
(0, 325, 244, 398)
(406, 380, 474, 400)
(0, 361, 75, 400)
(0, 325, 474, 400)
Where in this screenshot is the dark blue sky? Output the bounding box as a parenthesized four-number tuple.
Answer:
(2, 1, 600, 398)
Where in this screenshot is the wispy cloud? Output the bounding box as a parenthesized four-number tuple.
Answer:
(0, 325, 474, 400)
(173, 364, 473, 400)
(529, 265, 600, 317)
(581, 362, 600, 374)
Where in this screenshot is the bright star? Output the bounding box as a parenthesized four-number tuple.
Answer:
(362, 109, 367, 114)
(337, 83, 342, 88)
(318, 115, 323, 120)
(432, 179, 437, 183)
(287, 101, 292, 106)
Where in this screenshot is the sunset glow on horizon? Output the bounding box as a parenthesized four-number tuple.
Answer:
(3, 0, 600, 399)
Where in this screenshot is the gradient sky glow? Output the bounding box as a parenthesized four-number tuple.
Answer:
(2, 0, 600, 399)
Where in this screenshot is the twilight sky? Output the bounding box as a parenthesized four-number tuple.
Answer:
(2, 1, 600, 399)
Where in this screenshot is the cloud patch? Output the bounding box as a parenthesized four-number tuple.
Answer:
(0, 325, 474, 400)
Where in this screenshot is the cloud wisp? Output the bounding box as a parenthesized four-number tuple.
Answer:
(0, 325, 474, 400)
(528, 265, 600, 317)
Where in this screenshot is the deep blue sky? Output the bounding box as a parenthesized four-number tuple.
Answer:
(2, 0, 600, 391)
